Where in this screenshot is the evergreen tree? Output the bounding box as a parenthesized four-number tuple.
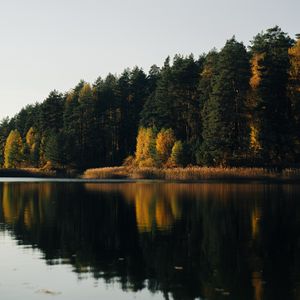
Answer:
(196, 51, 219, 161)
(45, 131, 68, 168)
(13, 104, 40, 138)
(94, 74, 121, 165)
(39, 90, 64, 133)
(63, 81, 85, 167)
(200, 38, 250, 165)
(147, 64, 160, 94)
(141, 55, 202, 162)
(77, 83, 98, 168)
(118, 67, 149, 159)
(126, 67, 149, 155)
(250, 26, 294, 164)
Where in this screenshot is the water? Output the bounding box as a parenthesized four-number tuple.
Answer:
(0, 180, 300, 300)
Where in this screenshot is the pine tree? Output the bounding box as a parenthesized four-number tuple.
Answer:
(39, 90, 64, 133)
(63, 81, 85, 167)
(94, 74, 121, 166)
(77, 83, 98, 168)
(200, 38, 250, 165)
(14, 104, 40, 138)
(141, 55, 202, 163)
(44, 132, 68, 168)
(250, 26, 294, 164)
(118, 67, 150, 159)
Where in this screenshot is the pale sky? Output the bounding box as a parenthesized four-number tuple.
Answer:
(0, 0, 299, 119)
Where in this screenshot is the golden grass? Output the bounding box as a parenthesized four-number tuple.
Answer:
(2, 166, 300, 181)
(82, 166, 300, 181)
(82, 167, 130, 179)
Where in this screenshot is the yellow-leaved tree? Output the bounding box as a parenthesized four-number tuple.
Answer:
(4, 129, 23, 168)
(249, 124, 262, 154)
(248, 53, 265, 159)
(168, 140, 184, 167)
(156, 128, 176, 165)
(288, 38, 300, 155)
(25, 127, 39, 166)
(250, 53, 264, 90)
(39, 135, 47, 167)
(289, 38, 300, 87)
(135, 127, 157, 167)
(289, 39, 300, 129)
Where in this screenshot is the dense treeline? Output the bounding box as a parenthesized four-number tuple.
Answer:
(1, 26, 300, 169)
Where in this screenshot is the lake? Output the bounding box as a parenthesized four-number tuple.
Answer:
(0, 180, 300, 300)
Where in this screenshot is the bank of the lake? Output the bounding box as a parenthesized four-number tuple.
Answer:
(0, 168, 77, 178)
(82, 166, 300, 182)
(2, 166, 300, 182)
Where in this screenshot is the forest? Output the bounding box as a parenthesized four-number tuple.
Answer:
(1, 26, 300, 170)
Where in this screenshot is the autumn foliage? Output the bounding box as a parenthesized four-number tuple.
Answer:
(135, 127, 184, 167)
(4, 130, 23, 168)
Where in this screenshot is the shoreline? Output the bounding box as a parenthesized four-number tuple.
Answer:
(2, 166, 300, 183)
(82, 166, 300, 183)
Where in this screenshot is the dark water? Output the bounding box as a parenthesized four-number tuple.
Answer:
(0, 180, 300, 300)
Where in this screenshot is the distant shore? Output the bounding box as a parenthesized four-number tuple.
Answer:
(1, 166, 300, 183)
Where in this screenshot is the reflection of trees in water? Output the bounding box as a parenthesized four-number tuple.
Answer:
(86, 183, 184, 232)
(2, 183, 54, 226)
(1, 182, 300, 300)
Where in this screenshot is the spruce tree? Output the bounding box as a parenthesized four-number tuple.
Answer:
(250, 26, 294, 164)
(94, 74, 121, 166)
(140, 55, 202, 163)
(39, 90, 64, 133)
(77, 83, 98, 168)
(200, 38, 250, 165)
(63, 81, 85, 167)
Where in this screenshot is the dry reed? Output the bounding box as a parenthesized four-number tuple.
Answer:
(82, 166, 300, 181)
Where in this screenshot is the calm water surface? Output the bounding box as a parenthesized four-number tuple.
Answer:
(0, 180, 300, 300)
